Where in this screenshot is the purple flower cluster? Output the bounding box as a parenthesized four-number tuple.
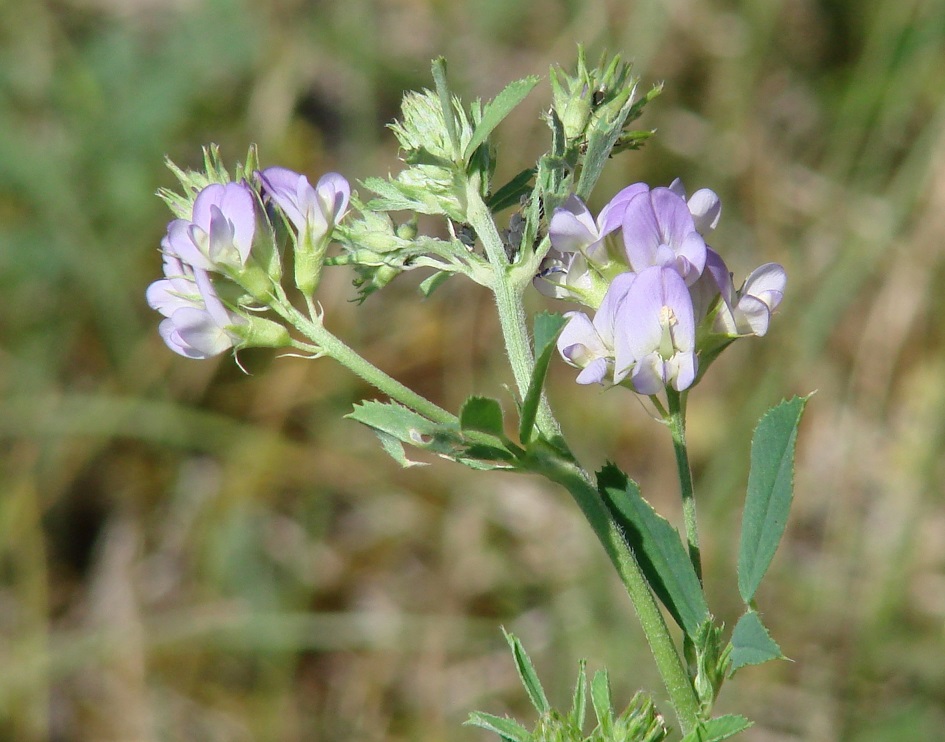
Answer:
(147, 168, 350, 359)
(147, 183, 257, 359)
(552, 180, 785, 394)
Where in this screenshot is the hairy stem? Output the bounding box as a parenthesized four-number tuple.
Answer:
(464, 182, 559, 437)
(528, 448, 701, 735)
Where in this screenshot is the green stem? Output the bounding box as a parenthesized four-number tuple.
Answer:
(271, 295, 458, 427)
(666, 389, 702, 582)
(464, 182, 559, 437)
(465, 184, 697, 731)
(529, 448, 700, 735)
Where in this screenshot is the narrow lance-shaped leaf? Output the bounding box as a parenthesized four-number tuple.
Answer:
(503, 630, 550, 714)
(738, 396, 809, 603)
(464, 712, 531, 742)
(464, 76, 541, 162)
(519, 312, 568, 444)
(487, 168, 536, 213)
(598, 464, 709, 639)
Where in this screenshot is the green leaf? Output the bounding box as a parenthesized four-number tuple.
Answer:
(519, 313, 568, 444)
(487, 168, 536, 213)
(504, 630, 550, 714)
(738, 396, 809, 604)
(460, 396, 505, 436)
(680, 715, 752, 742)
(598, 464, 709, 638)
(729, 610, 784, 674)
(418, 271, 452, 297)
(371, 430, 427, 468)
(464, 76, 541, 162)
(347, 400, 457, 458)
(465, 711, 532, 742)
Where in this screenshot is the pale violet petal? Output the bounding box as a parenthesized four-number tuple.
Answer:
(687, 188, 722, 235)
(576, 357, 610, 385)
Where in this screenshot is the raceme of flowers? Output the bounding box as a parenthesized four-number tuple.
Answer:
(550, 180, 786, 394)
(147, 168, 350, 359)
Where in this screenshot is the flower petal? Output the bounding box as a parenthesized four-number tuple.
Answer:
(315, 172, 351, 223)
(688, 188, 721, 235)
(550, 195, 599, 253)
(597, 182, 650, 235)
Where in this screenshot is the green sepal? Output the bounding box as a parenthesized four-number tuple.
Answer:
(568, 660, 587, 730)
(361, 176, 465, 221)
(680, 715, 752, 742)
(464, 76, 541, 162)
(576, 82, 661, 200)
(464, 711, 532, 742)
(460, 396, 505, 437)
(728, 610, 784, 675)
(519, 312, 568, 444)
(504, 629, 550, 714)
(691, 619, 730, 715)
(589, 670, 614, 738)
(598, 463, 709, 638)
(738, 395, 810, 604)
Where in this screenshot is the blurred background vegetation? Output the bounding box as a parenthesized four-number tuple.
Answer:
(2, 0, 945, 739)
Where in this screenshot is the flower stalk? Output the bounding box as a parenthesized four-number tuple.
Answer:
(667, 388, 702, 582)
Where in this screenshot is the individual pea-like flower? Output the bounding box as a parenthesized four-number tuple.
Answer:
(621, 187, 707, 284)
(540, 184, 648, 305)
(258, 168, 350, 295)
(668, 178, 722, 236)
(556, 272, 636, 384)
(712, 262, 787, 337)
(165, 182, 257, 272)
(613, 266, 697, 394)
(258, 168, 350, 242)
(549, 184, 648, 259)
(146, 254, 246, 359)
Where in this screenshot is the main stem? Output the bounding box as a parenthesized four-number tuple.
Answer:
(465, 183, 698, 733)
(666, 389, 702, 582)
(532, 452, 701, 734)
(464, 183, 559, 438)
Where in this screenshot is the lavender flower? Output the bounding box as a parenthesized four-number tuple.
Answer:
(713, 262, 787, 337)
(147, 262, 245, 359)
(258, 168, 350, 295)
(621, 187, 707, 284)
(556, 272, 636, 384)
(258, 168, 350, 241)
(541, 184, 648, 304)
(613, 266, 697, 394)
(549, 184, 648, 259)
(668, 178, 722, 236)
(165, 182, 257, 272)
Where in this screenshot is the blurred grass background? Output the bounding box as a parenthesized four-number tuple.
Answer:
(2, 0, 945, 739)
